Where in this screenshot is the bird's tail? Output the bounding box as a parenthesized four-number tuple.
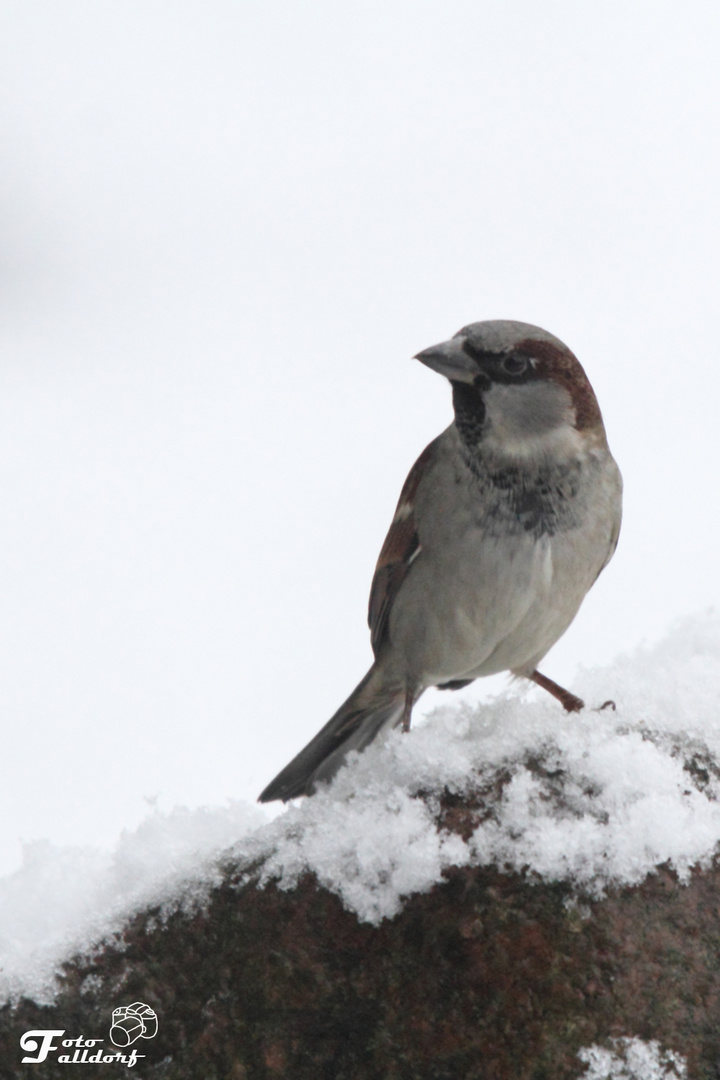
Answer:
(258, 665, 406, 802)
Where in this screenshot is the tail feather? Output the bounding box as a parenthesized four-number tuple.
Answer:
(258, 666, 405, 802)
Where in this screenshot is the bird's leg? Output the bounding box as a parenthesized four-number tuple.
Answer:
(528, 669, 584, 713)
(401, 687, 415, 732)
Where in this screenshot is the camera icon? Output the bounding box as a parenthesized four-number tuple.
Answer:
(109, 1002, 159, 1046)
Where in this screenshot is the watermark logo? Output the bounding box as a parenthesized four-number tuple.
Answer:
(110, 1003, 158, 1047)
(20, 1032, 66, 1064)
(20, 1003, 158, 1068)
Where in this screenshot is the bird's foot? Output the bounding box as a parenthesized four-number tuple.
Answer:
(528, 669, 584, 713)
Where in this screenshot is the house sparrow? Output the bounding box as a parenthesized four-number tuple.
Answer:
(259, 320, 622, 803)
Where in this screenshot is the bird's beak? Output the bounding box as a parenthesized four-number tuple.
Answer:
(413, 336, 478, 384)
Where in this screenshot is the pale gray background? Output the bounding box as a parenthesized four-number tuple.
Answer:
(0, 2, 718, 873)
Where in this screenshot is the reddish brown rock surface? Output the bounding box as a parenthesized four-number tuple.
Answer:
(1, 846, 720, 1079)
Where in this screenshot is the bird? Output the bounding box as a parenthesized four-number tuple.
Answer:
(258, 320, 622, 803)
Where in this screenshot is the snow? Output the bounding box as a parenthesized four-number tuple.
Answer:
(0, 802, 265, 1004)
(254, 610, 720, 914)
(3, 612, 720, 1006)
(578, 1038, 687, 1079)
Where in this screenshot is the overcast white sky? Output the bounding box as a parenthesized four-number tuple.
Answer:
(0, 2, 719, 875)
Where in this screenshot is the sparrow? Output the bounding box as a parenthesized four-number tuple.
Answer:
(259, 320, 622, 803)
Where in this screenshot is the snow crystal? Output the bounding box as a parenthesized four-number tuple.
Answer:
(4, 612, 720, 1003)
(254, 775, 468, 924)
(578, 1037, 687, 1079)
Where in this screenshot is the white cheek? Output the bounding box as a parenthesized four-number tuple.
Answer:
(482, 382, 580, 459)
(485, 424, 586, 461)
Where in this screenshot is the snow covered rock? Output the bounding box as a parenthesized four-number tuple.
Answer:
(2, 614, 720, 1076)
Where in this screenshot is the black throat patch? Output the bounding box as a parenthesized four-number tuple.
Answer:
(451, 380, 487, 446)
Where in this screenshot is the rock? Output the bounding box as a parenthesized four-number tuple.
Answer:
(1, 785, 719, 1079)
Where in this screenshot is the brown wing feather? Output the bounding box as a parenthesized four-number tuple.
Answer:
(367, 438, 438, 655)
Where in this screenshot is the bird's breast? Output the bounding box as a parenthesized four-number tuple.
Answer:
(386, 435, 620, 685)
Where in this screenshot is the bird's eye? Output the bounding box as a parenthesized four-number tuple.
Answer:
(501, 354, 528, 376)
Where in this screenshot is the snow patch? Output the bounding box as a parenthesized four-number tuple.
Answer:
(578, 1037, 687, 1079)
(0, 802, 264, 1004)
(254, 775, 468, 924)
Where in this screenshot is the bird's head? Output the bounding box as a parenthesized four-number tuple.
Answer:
(414, 320, 605, 457)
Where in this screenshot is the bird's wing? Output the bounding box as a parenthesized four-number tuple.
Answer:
(368, 437, 439, 655)
(590, 459, 623, 585)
